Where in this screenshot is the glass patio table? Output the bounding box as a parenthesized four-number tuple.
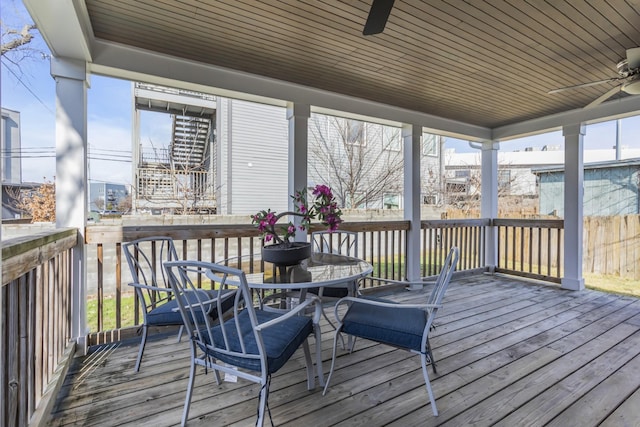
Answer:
(242, 252, 374, 291)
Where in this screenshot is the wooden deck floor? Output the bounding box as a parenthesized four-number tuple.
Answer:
(49, 274, 640, 426)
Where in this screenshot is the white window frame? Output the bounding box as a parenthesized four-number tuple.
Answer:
(422, 133, 439, 157)
(383, 193, 400, 210)
(382, 126, 401, 151)
(346, 120, 366, 146)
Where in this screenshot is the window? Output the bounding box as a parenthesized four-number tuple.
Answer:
(346, 191, 367, 209)
(346, 120, 365, 146)
(382, 126, 401, 151)
(423, 194, 438, 205)
(383, 193, 400, 209)
(498, 169, 511, 193)
(423, 133, 439, 157)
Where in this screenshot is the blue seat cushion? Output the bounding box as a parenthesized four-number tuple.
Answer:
(147, 289, 236, 326)
(199, 310, 313, 374)
(341, 297, 428, 352)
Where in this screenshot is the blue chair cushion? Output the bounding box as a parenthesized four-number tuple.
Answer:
(147, 289, 235, 326)
(199, 310, 313, 374)
(341, 297, 428, 352)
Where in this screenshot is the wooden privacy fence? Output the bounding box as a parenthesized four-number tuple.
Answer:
(1, 229, 77, 427)
(583, 215, 640, 280)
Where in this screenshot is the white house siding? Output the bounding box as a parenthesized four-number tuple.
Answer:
(1, 108, 22, 184)
(308, 115, 409, 209)
(218, 99, 288, 215)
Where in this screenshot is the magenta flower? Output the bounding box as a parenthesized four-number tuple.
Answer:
(251, 184, 343, 244)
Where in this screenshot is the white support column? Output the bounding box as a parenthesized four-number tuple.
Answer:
(481, 140, 499, 273)
(562, 124, 585, 291)
(403, 124, 421, 288)
(51, 57, 89, 353)
(287, 102, 310, 242)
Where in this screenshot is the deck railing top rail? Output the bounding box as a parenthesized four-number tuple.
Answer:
(2, 228, 77, 285)
(492, 218, 564, 228)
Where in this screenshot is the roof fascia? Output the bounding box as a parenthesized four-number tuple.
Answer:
(492, 96, 640, 141)
(89, 39, 491, 141)
(23, 0, 93, 61)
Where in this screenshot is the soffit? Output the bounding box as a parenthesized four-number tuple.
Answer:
(80, 0, 640, 129)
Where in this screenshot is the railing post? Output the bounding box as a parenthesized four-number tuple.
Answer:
(402, 124, 421, 288)
(481, 140, 499, 273)
(51, 56, 89, 353)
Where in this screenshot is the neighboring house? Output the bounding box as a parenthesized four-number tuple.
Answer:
(1, 108, 22, 184)
(89, 182, 130, 213)
(533, 158, 640, 216)
(445, 145, 640, 204)
(1, 108, 39, 220)
(134, 83, 446, 215)
(133, 83, 217, 214)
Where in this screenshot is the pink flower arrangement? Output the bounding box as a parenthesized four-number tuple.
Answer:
(251, 184, 342, 245)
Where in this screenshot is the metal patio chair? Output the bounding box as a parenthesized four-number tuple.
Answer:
(322, 246, 459, 417)
(164, 260, 323, 427)
(123, 236, 235, 372)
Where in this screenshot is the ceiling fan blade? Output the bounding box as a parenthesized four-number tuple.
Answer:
(627, 47, 640, 69)
(584, 85, 622, 109)
(363, 0, 395, 35)
(548, 78, 618, 94)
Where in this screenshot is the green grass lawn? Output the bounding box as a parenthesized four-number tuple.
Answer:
(584, 273, 640, 298)
(86, 271, 639, 332)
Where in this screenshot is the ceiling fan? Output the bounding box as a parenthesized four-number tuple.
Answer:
(363, 0, 395, 35)
(548, 48, 640, 108)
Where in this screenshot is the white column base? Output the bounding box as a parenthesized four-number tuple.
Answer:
(561, 277, 585, 291)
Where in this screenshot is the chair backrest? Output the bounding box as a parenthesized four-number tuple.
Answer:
(123, 236, 179, 295)
(164, 260, 261, 363)
(426, 246, 459, 306)
(312, 230, 358, 257)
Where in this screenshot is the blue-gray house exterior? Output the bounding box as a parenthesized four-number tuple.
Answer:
(533, 159, 640, 217)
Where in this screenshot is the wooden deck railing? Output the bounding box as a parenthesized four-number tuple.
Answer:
(494, 218, 564, 283)
(82, 218, 564, 345)
(1, 229, 77, 427)
(421, 218, 489, 276)
(84, 221, 411, 345)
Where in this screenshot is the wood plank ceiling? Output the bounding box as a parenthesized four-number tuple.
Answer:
(84, 0, 640, 129)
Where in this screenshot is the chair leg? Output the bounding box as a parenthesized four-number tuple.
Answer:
(420, 353, 439, 416)
(134, 324, 148, 372)
(322, 325, 343, 396)
(302, 340, 314, 390)
(177, 325, 184, 343)
(257, 377, 269, 427)
(181, 347, 198, 427)
(426, 339, 437, 374)
(314, 323, 325, 387)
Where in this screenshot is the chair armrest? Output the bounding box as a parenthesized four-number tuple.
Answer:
(175, 290, 237, 312)
(333, 296, 442, 322)
(254, 295, 322, 331)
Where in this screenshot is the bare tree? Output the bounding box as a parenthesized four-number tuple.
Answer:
(308, 115, 403, 209)
(1, 23, 36, 56)
(93, 197, 105, 211)
(5, 178, 56, 222)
